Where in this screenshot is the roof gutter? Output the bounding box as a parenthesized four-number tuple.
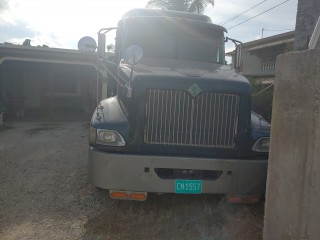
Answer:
(0, 56, 107, 77)
(245, 39, 294, 51)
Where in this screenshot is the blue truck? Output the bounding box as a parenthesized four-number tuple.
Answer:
(88, 9, 270, 203)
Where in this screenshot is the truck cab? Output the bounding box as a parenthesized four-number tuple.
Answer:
(88, 9, 270, 203)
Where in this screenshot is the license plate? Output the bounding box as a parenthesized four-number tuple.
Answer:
(175, 180, 202, 194)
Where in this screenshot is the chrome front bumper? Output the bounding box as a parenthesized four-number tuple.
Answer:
(88, 147, 268, 195)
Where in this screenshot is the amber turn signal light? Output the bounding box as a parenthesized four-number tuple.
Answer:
(129, 193, 147, 201)
(110, 191, 128, 199)
(110, 190, 147, 201)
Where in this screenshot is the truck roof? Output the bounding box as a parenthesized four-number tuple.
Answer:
(122, 8, 211, 23)
(120, 9, 226, 32)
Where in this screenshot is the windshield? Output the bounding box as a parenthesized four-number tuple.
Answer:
(122, 17, 225, 64)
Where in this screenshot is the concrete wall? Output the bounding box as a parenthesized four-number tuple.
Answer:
(294, 0, 320, 50)
(263, 49, 320, 239)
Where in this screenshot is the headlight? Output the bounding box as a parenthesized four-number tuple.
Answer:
(96, 129, 126, 146)
(252, 137, 270, 153)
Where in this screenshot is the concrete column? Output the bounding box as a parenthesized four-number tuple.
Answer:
(263, 49, 320, 239)
(294, 0, 320, 50)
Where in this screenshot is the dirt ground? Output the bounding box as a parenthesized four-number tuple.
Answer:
(0, 121, 264, 240)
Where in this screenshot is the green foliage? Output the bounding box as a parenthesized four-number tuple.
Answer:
(248, 76, 273, 122)
(146, 0, 214, 14)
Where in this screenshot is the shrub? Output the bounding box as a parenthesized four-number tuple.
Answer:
(248, 77, 273, 122)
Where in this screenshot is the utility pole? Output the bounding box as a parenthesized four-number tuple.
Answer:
(294, 0, 320, 50)
(261, 27, 265, 38)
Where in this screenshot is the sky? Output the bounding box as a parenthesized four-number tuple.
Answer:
(0, 0, 298, 50)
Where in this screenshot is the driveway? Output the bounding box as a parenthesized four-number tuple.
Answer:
(0, 122, 264, 240)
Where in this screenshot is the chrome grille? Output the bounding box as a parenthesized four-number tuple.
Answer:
(144, 89, 240, 148)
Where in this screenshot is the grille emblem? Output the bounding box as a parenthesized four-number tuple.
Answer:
(188, 83, 202, 97)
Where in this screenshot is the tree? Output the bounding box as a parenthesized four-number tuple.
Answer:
(146, 0, 214, 14)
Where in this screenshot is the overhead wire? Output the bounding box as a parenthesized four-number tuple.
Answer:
(220, 0, 268, 26)
(263, 29, 294, 32)
(227, 0, 290, 31)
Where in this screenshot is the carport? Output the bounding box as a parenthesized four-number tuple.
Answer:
(0, 44, 100, 121)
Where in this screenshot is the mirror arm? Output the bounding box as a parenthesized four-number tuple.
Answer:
(226, 37, 242, 46)
(226, 37, 243, 73)
(98, 27, 118, 37)
(126, 64, 134, 98)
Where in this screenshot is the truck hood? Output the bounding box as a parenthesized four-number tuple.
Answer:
(119, 57, 249, 84)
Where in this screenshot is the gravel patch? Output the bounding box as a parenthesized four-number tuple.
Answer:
(0, 122, 264, 240)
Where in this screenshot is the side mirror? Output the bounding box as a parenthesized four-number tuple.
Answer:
(123, 45, 144, 65)
(121, 45, 144, 98)
(98, 34, 106, 58)
(97, 27, 117, 58)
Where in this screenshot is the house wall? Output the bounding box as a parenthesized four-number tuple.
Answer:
(0, 62, 97, 119)
(241, 43, 292, 76)
(241, 52, 261, 75)
(23, 71, 42, 108)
